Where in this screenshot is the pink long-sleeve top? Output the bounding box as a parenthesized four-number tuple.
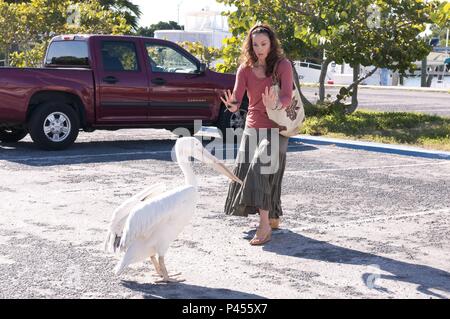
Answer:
(233, 58, 293, 129)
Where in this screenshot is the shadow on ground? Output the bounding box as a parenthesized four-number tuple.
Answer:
(244, 229, 450, 299)
(0, 139, 317, 167)
(121, 280, 266, 299)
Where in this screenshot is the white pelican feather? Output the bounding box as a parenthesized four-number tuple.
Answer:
(105, 137, 241, 282)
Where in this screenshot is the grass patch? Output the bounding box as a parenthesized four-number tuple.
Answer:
(300, 106, 450, 151)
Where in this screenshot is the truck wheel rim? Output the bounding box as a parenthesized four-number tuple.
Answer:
(43, 112, 71, 143)
(230, 110, 247, 129)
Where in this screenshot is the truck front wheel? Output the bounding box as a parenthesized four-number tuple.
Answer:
(28, 102, 80, 151)
(0, 128, 28, 143)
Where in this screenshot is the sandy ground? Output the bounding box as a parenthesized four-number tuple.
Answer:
(0, 129, 449, 299)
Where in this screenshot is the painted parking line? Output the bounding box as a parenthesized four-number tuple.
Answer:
(286, 161, 450, 174)
(0, 144, 311, 164)
(2, 126, 449, 164)
(0, 146, 447, 165)
(2, 125, 449, 162)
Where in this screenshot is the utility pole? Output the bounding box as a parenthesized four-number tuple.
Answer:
(421, 57, 427, 87)
(421, 35, 429, 87)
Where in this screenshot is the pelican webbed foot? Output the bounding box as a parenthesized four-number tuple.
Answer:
(153, 256, 185, 283)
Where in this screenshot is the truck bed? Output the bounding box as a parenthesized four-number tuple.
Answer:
(0, 67, 94, 125)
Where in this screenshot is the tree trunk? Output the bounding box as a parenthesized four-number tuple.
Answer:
(299, 86, 313, 108)
(319, 58, 331, 103)
(291, 61, 313, 108)
(392, 72, 399, 86)
(426, 74, 433, 87)
(332, 66, 378, 109)
(5, 48, 9, 67)
(437, 64, 445, 83)
(421, 57, 427, 87)
(346, 64, 360, 114)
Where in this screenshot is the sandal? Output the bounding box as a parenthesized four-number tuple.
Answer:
(269, 218, 280, 229)
(250, 227, 272, 245)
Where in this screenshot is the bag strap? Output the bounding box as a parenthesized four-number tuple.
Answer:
(291, 60, 301, 91)
(272, 59, 301, 92)
(272, 58, 297, 87)
(271, 58, 282, 85)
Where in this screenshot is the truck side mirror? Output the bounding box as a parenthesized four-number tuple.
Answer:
(196, 63, 206, 74)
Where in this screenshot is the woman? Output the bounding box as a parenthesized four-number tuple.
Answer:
(221, 23, 293, 245)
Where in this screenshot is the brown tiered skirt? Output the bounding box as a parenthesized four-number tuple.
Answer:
(224, 127, 288, 219)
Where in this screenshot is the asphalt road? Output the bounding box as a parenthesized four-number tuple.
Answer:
(301, 87, 450, 117)
(0, 129, 449, 299)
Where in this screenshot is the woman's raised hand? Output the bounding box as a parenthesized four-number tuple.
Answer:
(262, 86, 278, 110)
(220, 89, 239, 113)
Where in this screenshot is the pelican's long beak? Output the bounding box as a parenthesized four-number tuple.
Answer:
(195, 147, 243, 185)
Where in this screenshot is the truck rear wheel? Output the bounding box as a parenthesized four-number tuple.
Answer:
(28, 102, 80, 151)
(0, 128, 28, 143)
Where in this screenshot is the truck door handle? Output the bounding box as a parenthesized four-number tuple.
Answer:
(103, 76, 119, 84)
(151, 78, 166, 85)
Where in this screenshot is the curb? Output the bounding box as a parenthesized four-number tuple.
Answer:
(198, 127, 450, 160)
(290, 135, 450, 160)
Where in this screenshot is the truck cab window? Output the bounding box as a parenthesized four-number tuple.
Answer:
(146, 44, 197, 74)
(45, 41, 89, 67)
(101, 41, 139, 72)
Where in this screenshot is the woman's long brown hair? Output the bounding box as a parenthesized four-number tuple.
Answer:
(239, 23, 285, 78)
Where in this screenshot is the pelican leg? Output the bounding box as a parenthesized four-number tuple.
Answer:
(151, 255, 182, 278)
(154, 256, 185, 283)
(150, 256, 163, 277)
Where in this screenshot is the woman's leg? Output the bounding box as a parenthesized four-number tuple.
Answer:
(250, 208, 272, 245)
(269, 134, 288, 229)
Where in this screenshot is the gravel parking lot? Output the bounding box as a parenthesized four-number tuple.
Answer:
(0, 129, 449, 299)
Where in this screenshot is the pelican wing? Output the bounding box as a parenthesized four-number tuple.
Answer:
(118, 185, 197, 253)
(104, 183, 166, 252)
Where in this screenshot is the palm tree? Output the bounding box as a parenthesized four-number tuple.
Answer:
(4, 0, 142, 30)
(98, 0, 142, 30)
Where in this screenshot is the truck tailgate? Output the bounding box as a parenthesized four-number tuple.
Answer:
(0, 67, 94, 124)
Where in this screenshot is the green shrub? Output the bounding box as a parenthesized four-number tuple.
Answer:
(300, 106, 450, 151)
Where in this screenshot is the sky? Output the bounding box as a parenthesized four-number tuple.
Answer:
(131, 0, 232, 28)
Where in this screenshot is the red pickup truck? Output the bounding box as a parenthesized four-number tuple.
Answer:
(0, 35, 247, 150)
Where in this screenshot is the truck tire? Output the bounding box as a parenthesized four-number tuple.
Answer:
(0, 128, 28, 143)
(216, 102, 248, 144)
(28, 102, 80, 151)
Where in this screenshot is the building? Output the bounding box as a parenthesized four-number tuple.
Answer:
(154, 7, 231, 49)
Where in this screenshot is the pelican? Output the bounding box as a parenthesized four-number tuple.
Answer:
(105, 137, 242, 283)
